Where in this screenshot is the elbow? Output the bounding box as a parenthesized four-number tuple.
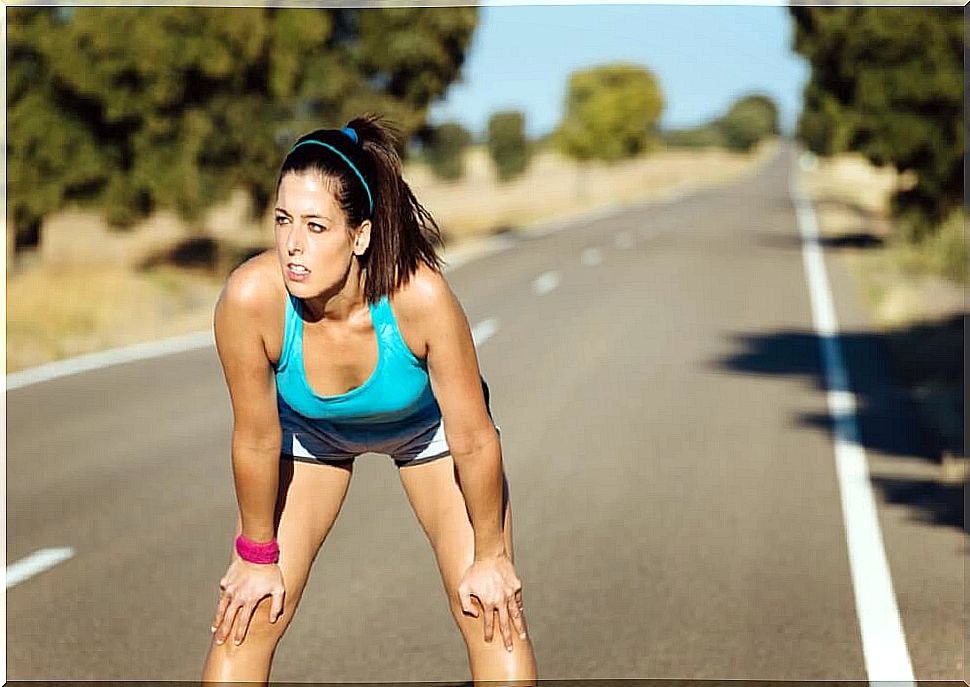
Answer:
(231, 426, 282, 455)
(447, 425, 501, 462)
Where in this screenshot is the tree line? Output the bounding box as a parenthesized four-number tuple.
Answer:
(16, 7, 950, 258)
(8, 6, 479, 245)
(790, 6, 963, 243)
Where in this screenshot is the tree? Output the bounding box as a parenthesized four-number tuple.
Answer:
(555, 63, 664, 162)
(662, 94, 778, 151)
(7, 6, 479, 247)
(422, 121, 472, 181)
(716, 94, 779, 152)
(486, 110, 531, 182)
(790, 6, 962, 239)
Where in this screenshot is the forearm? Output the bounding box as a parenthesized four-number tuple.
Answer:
(230, 435, 281, 543)
(451, 428, 507, 559)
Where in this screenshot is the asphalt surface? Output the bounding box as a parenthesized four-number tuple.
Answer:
(6, 141, 965, 681)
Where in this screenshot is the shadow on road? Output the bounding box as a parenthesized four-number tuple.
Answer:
(711, 315, 965, 534)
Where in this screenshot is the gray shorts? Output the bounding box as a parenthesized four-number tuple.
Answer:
(279, 380, 499, 469)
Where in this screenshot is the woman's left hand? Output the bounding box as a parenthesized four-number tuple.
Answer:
(457, 553, 528, 651)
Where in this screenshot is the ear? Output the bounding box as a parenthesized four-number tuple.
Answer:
(352, 220, 372, 256)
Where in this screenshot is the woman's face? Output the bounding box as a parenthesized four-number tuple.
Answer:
(274, 171, 367, 296)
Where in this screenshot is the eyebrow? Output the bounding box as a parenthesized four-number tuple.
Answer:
(274, 208, 333, 222)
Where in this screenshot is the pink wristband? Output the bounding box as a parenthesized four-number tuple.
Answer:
(235, 534, 280, 564)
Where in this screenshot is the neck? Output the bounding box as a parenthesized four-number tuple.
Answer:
(302, 262, 367, 323)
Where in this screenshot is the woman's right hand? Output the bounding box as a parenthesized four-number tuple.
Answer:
(211, 555, 286, 646)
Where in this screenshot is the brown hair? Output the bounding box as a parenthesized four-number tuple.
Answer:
(276, 113, 445, 303)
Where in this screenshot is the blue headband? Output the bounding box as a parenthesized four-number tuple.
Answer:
(288, 132, 374, 215)
(340, 126, 359, 144)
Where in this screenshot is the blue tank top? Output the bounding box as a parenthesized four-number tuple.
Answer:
(273, 292, 439, 426)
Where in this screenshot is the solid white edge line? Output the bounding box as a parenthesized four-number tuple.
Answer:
(790, 159, 915, 683)
(6, 547, 76, 589)
(7, 235, 522, 391)
(7, 136, 783, 392)
(5, 330, 216, 391)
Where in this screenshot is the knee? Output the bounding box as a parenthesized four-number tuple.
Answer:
(218, 593, 300, 649)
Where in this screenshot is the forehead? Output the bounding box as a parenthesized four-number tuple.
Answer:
(276, 171, 343, 217)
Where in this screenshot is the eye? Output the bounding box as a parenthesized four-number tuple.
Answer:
(274, 216, 289, 226)
(308, 222, 326, 233)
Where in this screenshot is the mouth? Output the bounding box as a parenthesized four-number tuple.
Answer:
(287, 263, 311, 278)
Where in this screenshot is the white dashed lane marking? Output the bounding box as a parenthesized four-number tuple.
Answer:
(471, 318, 499, 347)
(581, 248, 603, 266)
(7, 547, 76, 589)
(532, 271, 561, 296)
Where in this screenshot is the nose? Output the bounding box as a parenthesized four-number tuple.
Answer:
(286, 226, 304, 255)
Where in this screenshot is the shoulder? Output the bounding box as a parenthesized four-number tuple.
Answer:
(392, 261, 458, 321)
(218, 250, 280, 314)
(214, 250, 281, 353)
(389, 262, 463, 359)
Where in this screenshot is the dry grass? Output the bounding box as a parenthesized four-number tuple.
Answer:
(407, 138, 780, 240)
(6, 140, 777, 373)
(800, 152, 964, 326)
(6, 264, 223, 371)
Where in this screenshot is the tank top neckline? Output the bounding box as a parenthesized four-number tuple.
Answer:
(293, 295, 385, 402)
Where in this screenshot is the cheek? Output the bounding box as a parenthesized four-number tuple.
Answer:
(309, 235, 354, 269)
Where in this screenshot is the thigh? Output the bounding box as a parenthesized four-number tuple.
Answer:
(397, 455, 519, 619)
(226, 458, 354, 631)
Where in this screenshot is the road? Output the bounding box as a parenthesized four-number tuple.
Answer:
(6, 141, 964, 681)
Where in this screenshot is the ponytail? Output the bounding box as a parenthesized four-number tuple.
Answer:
(277, 113, 445, 303)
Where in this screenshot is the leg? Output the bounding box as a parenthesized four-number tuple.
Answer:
(398, 455, 537, 684)
(201, 457, 354, 683)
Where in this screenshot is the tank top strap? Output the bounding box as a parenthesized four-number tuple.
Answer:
(369, 294, 392, 329)
(274, 292, 302, 373)
(373, 293, 422, 365)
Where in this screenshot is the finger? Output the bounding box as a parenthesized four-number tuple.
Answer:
(458, 585, 478, 617)
(211, 591, 231, 634)
(233, 602, 256, 645)
(270, 589, 285, 623)
(496, 601, 514, 651)
(482, 602, 495, 643)
(216, 599, 240, 645)
(509, 594, 527, 639)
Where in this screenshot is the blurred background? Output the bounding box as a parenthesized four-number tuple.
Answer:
(7, 1, 963, 476)
(5, 2, 965, 681)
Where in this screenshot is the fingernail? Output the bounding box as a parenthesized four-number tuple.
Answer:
(215, 639, 223, 645)
(234, 640, 241, 645)
(520, 632, 527, 639)
(506, 644, 513, 652)
(210, 626, 216, 633)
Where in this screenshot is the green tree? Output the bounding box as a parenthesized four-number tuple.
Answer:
(486, 110, 531, 182)
(662, 124, 726, 149)
(555, 63, 664, 162)
(790, 6, 963, 239)
(716, 94, 779, 152)
(663, 94, 778, 151)
(7, 6, 478, 247)
(422, 121, 472, 181)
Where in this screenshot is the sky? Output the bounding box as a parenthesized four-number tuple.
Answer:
(428, 4, 811, 140)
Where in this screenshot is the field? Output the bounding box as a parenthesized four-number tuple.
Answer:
(6, 139, 777, 374)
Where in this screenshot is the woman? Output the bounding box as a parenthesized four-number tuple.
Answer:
(200, 114, 537, 683)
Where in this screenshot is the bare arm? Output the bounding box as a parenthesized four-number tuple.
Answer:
(416, 270, 506, 560)
(213, 268, 282, 543)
